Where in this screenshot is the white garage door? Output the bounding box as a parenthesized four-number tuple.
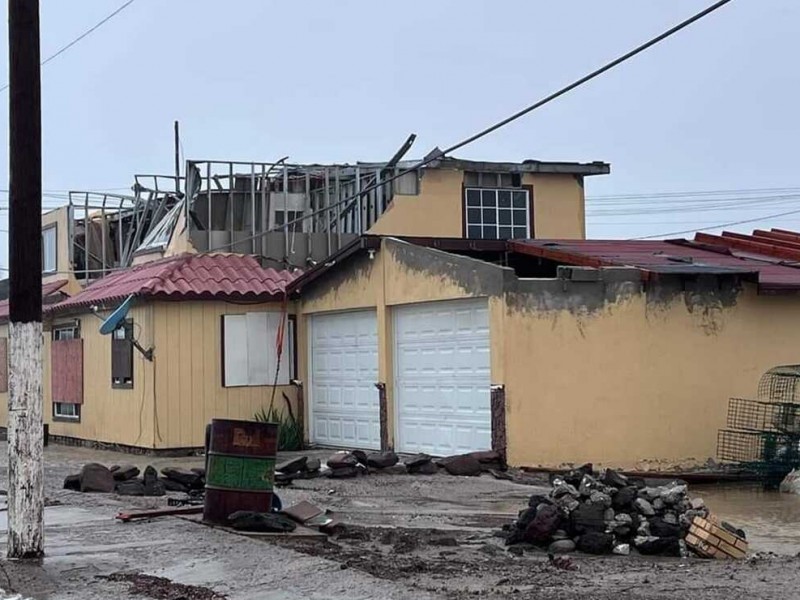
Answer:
(394, 299, 491, 455)
(309, 310, 380, 449)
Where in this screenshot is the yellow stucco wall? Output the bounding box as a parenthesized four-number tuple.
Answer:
(367, 168, 586, 239)
(502, 285, 800, 470)
(42, 207, 81, 296)
(152, 301, 297, 449)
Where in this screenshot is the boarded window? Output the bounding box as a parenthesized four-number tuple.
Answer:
(0, 338, 7, 393)
(112, 320, 134, 388)
(222, 312, 292, 387)
(51, 338, 83, 405)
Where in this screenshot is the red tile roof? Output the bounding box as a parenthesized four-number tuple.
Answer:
(512, 228, 800, 293)
(53, 254, 298, 312)
(0, 279, 69, 321)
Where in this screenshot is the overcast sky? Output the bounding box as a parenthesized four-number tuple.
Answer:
(0, 0, 798, 270)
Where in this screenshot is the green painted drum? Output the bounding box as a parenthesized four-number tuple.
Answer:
(203, 418, 278, 525)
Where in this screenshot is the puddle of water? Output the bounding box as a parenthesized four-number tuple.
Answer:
(695, 483, 800, 555)
(0, 506, 108, 533)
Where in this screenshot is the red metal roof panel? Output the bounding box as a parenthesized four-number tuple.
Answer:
(0, 279, 69, 321)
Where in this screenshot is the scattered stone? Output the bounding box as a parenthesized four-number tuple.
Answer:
(143, 466, 165, 496)
(381, 464, 408, 475)
(528, 494, 552, 508)
(661, 484, 688, 505)
(161, 467, 202, 489)
(276, 456, 307, 475)
(507, 544, 525, 556)
(613, 543, 631, 556)
(351, 450, 369, 467)
(274, 472, 297, 485)
(410, 461, 439, 475)
(405, 454, 433, 469)
(327, 453, 359, 469)
(327, 466, 360, 479)
(548, 539, 576, 554)
(552, 529, 569, 541)
(639, 486, 664, 502)
(570, 502, 606, 534)
(306, 458, 321, 472)
(63, 474, 80, 491)
(577, 532, 614, 555)
(112, 465, 140, 482)
(366, 451, 399, 469)
(191, 467, 206, 478)
(159, 477, 189, 493)
(603, 508, 615, 522)
(579, 475, 604, 497)
(79, 463, 114, 493)
(524, 504, 561, 544)
(228, 511, 296, 533)
(600, 469, 629, 489)
(633, 498, 655, 516)
(438, 454, 483, 476)
(690, 497, 706, 510)
(562, 463, 593, 487)
(552, 481, 580, 499)
(653, 498, 665, 511)
(663, 512, 678, 525)
(489, 469, 514, 481)
(115, 480, 145, 496)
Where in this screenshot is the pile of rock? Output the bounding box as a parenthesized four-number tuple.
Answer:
(63, 463, 206, 497)
(503, 464, 722, 558)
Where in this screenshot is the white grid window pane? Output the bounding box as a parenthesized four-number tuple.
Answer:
(464, 188, 529, 240)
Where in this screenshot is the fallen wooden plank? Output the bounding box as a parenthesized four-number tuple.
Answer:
(116, 506, 203, 522)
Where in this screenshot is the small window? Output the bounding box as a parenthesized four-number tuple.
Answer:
(111, 320, 134, 389)
(464, 187, 530, 240)
(394, 170, 419, 196)
(42, 226, 57, 273)
(222, 312, 293, 387)
(53, 323, 78, 341)
(274, 210, 304, 233)
(53, 402, 80, 421)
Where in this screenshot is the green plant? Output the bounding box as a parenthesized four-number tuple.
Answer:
(255, 392, 302, 451)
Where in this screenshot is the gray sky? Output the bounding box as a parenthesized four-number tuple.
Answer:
(0, 0, 798, 270)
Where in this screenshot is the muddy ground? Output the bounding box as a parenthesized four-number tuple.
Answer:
(0, 444, 797, 599)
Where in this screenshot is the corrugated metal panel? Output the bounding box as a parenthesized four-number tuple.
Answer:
(51, 338, 83, 404)
(52, 254, 299, 311)
(0, 279, 68, 321)
(0, 337, 7, 393)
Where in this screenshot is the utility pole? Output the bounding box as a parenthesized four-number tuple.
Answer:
(7, 0, 44, 559)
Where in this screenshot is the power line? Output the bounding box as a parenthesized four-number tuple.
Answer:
(588, 186, 800, 201)
(630, 208, 800, 240)
(210, 0, 734, 252)
(0, 0, 137, 93)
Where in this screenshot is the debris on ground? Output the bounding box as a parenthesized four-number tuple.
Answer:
(501, 464, 748, 559)
(98, 572, 226, 600)
(779, 468, 800, 494)
(64, 462, 208, 497)
(227, 511, 297, 533)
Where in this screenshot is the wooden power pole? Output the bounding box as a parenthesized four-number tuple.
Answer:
(7, 0, 44, 559)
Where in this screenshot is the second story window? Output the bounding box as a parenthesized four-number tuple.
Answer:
(42, 226, 57, 273)
(465, 188, 530, 240)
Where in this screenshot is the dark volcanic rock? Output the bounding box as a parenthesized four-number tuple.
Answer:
(327, 453, 359, 469)
(159, 477, 189, 493)
(115, 479, 145, 496)
(161, 467, 202, 489)
(577, 532, 614, 555)
(636, 536, 681, 557)
(228, 511, 296, 533)
(549, 539, 576, 554)
(649, 517, 681, 538)
(112, 465, 140, 482)
(569, 502, 606, 535)
(600, 469, 629, 489)
(351, 450, 369, 467)
(143, 466, 166, 496)
(409, 461, 439, 475)
(563, 463, 593, 487)
(404, 454, 432, 469)
(523, 504, 561, 544)
(438, 454, 482, 476)
(381, 464, 408, 475)
(612, 486, 638, 509)
(306, 458, 321, 472)
(276, 456, 307, 475)
(191, 467, 206, 478)
(327, 466, 360, 479)
(366, 451, 399, 469)
(528, 494, 552, 508)
(79, 463, 114, 493)
(63, 474, 80, 491)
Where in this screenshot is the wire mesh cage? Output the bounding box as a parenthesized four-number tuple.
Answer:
(727, 398, 800, 434)
(757, 365, 800, 404)
(717, 429, 800, 476)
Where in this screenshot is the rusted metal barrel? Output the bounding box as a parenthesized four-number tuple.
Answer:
(203, 418, 278, 525)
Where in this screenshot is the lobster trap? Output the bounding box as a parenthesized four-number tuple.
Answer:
(716, 366, 800, 488)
